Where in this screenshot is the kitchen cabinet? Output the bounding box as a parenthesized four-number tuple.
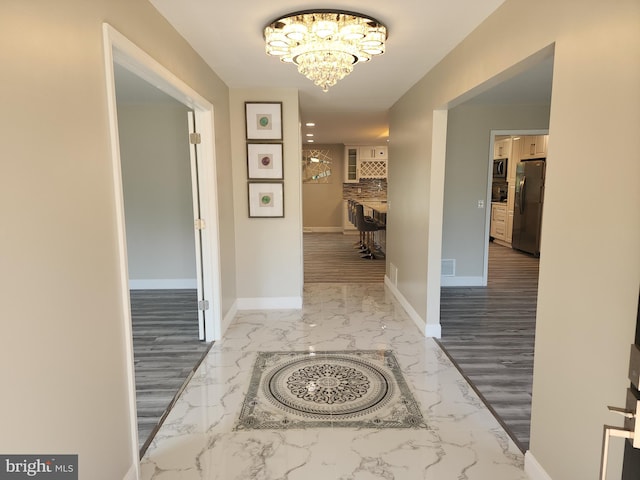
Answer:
(343, 200, 357, 232)
(490, 203, 507, 241)
(358, 158, 387, 179)
(506, 210, 514, 243)
(359, 146, 387, 160)
(344, 145, 388, 182)
(344, 147, 359, 183)
(520, 135, 547, 159)
(494, 137, 511, 159)
(508, 137, 521, 182)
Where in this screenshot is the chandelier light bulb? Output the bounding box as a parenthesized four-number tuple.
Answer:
(264, 10, 388, 92)
(283, 22, 307, 41)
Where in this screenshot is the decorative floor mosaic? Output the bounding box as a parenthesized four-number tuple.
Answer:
(235, 350, 427, 430)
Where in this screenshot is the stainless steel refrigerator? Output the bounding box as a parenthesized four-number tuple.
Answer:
(512, 159, 545, 256)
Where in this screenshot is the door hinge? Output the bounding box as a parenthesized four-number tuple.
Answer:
(194, 219, 206, 230)
(198, 300, 210, 311)
(189, 132, 202, 145)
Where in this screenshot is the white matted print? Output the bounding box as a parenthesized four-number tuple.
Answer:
(245, 102, 282, 140)
(248, 182, 284, 218)
(247, 143, 283, 179)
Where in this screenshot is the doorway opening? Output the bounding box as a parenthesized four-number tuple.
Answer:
(113, 65, 213, 454)
(301, 144, 388, 284)
(103, 24, 222, 466)
(436, 48, 554, 452)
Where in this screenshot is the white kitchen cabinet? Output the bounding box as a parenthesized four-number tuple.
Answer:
(358, 158, 387, 179)
(490, 203, 507, 241)
(344, 147, 359, 183)
(344, 145, 388, 181)
(508, 137, 521, 182)
(520, 135, 547, 159)
(494, 137, 511, 159)
(506, 210, 514, 243)
(343, 200, 357, 233)
(359, 146, 387, 160)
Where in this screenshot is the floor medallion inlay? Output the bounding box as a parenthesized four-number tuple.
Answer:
(236, 350, 427, 430)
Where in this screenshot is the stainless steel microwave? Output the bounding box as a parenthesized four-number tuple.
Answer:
(493, 159, 508, 179)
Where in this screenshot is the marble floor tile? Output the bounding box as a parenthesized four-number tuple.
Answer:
(140, 284, 528, 479)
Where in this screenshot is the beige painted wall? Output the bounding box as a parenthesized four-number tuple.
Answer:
(230, 89, 303, 302)
(302, 144, 345, 229)
(0, 1, 234, 478)
(389, 0, 640, 478)
(117, 103, 197, 286)
(443, 103, 550, 279)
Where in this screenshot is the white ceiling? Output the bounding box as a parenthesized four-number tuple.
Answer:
(120, 0, 552, 144)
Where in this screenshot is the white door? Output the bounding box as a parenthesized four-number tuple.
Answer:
(187, 111, 208, 340)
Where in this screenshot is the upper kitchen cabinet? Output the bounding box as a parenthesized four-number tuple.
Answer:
(520, 135, 547, 159)
(494, 137, 511, 159)
(344, 146, 359, 183)
(359, 146, 388, 160)
(508, 136, 522, 182)
(344, 145, 388, 181)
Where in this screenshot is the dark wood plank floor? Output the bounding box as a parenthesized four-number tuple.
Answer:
(438, 242, 539, 452)
(304, 232, 385, 283)
(130, 289, 212, 455)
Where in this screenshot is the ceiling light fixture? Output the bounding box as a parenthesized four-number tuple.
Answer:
(264, 10, 388, 92)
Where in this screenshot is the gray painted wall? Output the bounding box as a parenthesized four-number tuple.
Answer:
(117, 103, 197, 288)
(0, 1, 235, 477)
(230, 89, 303, 304)
(389, 0, 640, 478)
(443, 103, 550, 279)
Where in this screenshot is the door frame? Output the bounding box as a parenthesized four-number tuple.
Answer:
(102, 23, 222, 469)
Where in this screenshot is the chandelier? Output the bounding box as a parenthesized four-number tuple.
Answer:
(264, 10, 388, 92)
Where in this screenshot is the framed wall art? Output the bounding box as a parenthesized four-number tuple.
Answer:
(247, 143, 283, 179)
(248, 182, 284, 218)
(245, 102, 282, 140)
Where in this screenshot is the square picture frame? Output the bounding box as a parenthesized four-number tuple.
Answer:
(248, 182, 284, 218)
(247, 143, 283, 179)
(245, 102, 282, 140)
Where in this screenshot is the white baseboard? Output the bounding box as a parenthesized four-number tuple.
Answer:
(525, 451, 552, 480)
(441, 276, 484, 287)
(123, 462, 138, 480)
(221, 300, 237, 337)
(303, 227, 343, 233)
(128, 278, 197, 290)
(384, 275, 440, 336)
(425, 323, 442, 338)
(236, 296, 303, 310)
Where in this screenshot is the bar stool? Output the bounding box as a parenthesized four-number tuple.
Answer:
(354, 203, 383, 259)
(349, 199, 367, 249)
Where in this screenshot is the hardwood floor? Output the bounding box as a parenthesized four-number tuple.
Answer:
(304, 232, 385, 283)
(130, 289, 212, 455)
(438, 242, 539, 452)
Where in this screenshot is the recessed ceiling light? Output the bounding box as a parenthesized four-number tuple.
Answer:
(305, 122, 316, 127)
(307, 139, 314, 143)
(306, 133, 314, 137)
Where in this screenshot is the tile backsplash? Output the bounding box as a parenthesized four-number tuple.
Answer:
(343, 179, 387, 200)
